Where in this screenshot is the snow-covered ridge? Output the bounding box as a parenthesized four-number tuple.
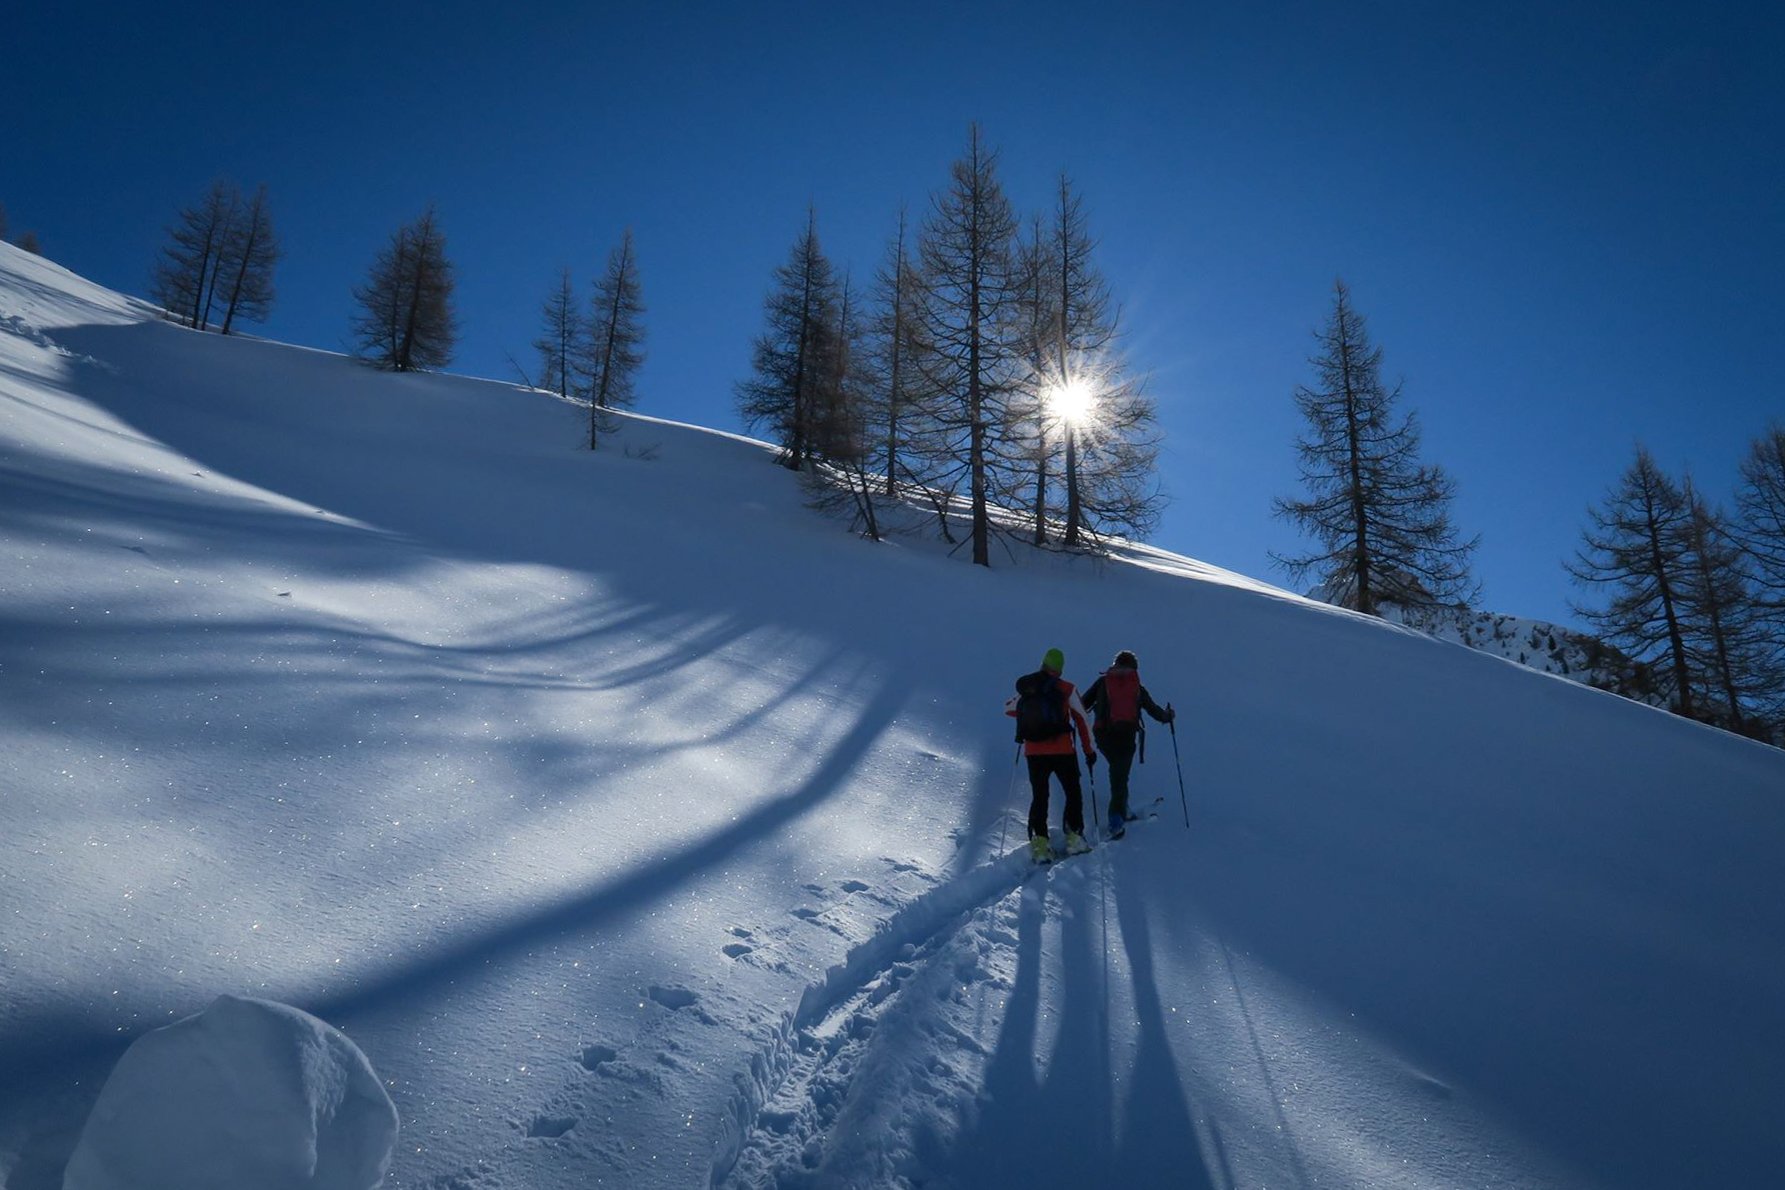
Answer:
(1384, 602, 1670, 708)
(4, 243, 1785, 1190)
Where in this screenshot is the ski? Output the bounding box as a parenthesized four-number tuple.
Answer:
(1106, 797, 1166, 839)
(1024, 834, 1094, 866)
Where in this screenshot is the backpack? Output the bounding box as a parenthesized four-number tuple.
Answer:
(1012, 671, 1068, 742)
(1103, 668, 1141, 727)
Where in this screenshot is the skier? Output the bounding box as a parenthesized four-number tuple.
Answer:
(1079, 650, 1175, 838)
(1006, 648, 1097, 863)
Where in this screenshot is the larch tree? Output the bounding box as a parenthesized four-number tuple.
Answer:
(581, 230, 647, 450)
(150, 179, 239, 331)
(912, 124, 1022, 568)
(216, 184, 279, 335)
(1012, 211, 1059, 545)
(350, 205, 458, 372)
(802, 273, 885, 541)
(533, 267, 580, 400)
(1735, 424, 1785, 624)
(1272, 279, 1478, 615)
(1678, 482, 1777, 732)
(1566, 446, 1697, 718)
(864, 207, 930, 499)
(736, 209, 841, 471)
(1042, 174, 1161, 547)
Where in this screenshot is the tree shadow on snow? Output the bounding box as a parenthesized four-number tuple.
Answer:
(307, 674, 909, 1022)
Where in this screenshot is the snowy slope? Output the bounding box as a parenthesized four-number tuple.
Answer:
(3, 241, 1784, 1190)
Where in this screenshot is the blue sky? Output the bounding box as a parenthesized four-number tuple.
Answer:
(6, 0, 1781, 627)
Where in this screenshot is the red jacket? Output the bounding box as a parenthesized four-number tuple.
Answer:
(1005, 675, 1096, 759)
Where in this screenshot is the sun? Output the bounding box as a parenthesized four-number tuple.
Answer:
(1047, 379, 1096, 427)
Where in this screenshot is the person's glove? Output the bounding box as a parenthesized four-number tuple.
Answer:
(1164, 707, 1176, 723)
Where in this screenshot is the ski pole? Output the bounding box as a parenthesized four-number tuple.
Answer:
(998, 743, 1023, 857)
(1167, 704, 1189, 828)
(1086, 751, 1101, 842)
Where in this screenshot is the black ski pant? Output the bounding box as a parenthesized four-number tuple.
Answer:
(1097, 727, 1140, 820)
(1026, 753, 1084, 839)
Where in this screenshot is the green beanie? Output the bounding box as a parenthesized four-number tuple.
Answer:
(1041, 647, 1065, 673)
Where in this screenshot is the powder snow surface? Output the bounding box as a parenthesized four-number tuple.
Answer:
(2, 241, 1783, 1189)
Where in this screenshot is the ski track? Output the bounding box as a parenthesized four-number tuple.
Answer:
(711, 823, 1105, 1190)
(391, 819, 1056, 1190)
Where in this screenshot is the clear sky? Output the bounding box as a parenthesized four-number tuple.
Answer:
(6, 0, 1781, 628)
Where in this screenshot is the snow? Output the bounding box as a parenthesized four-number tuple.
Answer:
(62, 994, 397, 1190)
(2, 238, 1783, 1189)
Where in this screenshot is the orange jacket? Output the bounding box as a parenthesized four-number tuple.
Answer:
(1005, 675, 1096, 759)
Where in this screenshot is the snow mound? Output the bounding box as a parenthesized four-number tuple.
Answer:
(62, 995, 398, 1190)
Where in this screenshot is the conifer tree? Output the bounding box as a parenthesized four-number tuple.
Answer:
(0, 203, 9, 241)
(350, 205, 458, 372)
(737, 210, 840, 471)
(1566, 446, 1697, 717)
(216, 184, 279, 335)
(864, 208, 930, 499)
(1273, 280, 1478, 614)
(802, 274, 886, 540)
(150, 180, 239, 330)
(813, 273, 868, 462)
(1042, 174, 1161, 547)
(1735, 425, 1785, 623)
(1678, 482, 1777, 732)
(581, 230, 647, 449)
(1012, 212, 1059, 545)
(15, 231, 41, 256)
(912, 124, 1021, 567)
(533, 267, 580, 399)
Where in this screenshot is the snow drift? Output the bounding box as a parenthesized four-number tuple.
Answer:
(62, 994, 397, 1190)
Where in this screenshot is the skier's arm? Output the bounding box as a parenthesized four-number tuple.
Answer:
(1081, 676, 1104, 718)
(1066, 688, 1095, 757)
(1140, 685, 1175, 723)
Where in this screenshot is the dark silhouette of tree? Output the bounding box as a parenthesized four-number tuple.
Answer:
(1566, 446, 1696, 717)
(737, 209, 840, 471)
(1678, 482, 1778, 732)
(806, 271, 858, 462)
(533, 267, 580, 399)
(802, 274, 885, 540)
(912, 124, 1021, 568)
(1735, 425, 1785, 628)
(1042, 174, 1161, 547)
(580, 230, 647, 449)
(350, 205, 458, 372)
(1011, 211, 1058, 545)
(217, 184, 278, 335)
(0, 203, 8, 241)
(14, 230, 41, 256)
(150, 180, 238, 330)
(1273, 280, 1478, 614)
(864, 208, 930, 500)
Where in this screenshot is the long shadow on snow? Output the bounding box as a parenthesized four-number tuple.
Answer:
(0, 675, 907, 1181)
(1108, 864, 1222, 1188)
(306, 674, 909, 1020)
(947, 862, 1217, 1190)
(1162, 802, 1785, 1190)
